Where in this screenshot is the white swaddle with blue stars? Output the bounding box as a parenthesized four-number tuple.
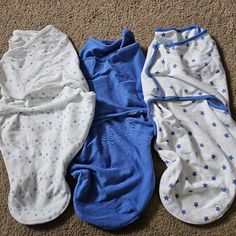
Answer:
(0, 25, 95, 224)
(141, 24, 236, 224)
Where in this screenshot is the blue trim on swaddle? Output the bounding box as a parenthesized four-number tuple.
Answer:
(145, 24, 228, 112)
(145, 44, 165, 99)
(155, 24, 202, 32)
(148, 95, 228, 112)
(154, 24, 207, 47)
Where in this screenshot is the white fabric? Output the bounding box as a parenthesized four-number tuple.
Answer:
(141, 25, 236, 224)
(0, 25, 95, 224)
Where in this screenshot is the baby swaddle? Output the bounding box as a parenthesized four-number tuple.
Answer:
(0, 25, 95, 224)
(69, 29, 156, 229)
(1, 23, 234, 227)
(141, 25, 236, 224)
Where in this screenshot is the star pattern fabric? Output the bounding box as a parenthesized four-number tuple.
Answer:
(0, 25, 95, 224)
(141, 24, 236, 224)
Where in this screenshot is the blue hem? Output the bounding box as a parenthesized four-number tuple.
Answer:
(145, 24, 228, 113)
(155, 24, 202, 33)
(154, 24, 207, 48)
(148, 95, 228, 112)
(145, 44, 164, 98)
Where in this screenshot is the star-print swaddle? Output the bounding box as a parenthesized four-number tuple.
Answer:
(0, 25, 95, 224)
(141, 24, 236, 224)
(69, 29, 156, 229)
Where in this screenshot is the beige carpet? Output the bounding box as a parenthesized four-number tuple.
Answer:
(0, 0, 236, 235)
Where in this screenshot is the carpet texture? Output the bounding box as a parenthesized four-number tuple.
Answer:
(0, 0, 235, 235)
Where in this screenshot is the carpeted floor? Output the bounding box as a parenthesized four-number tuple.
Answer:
(0, 0, 236, 235)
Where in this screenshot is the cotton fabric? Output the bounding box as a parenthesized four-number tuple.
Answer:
(0, 25, 95, 224)
(70, 29, 155, 229)
(141, 25, 236, 224)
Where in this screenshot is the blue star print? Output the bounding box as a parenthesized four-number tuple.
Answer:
(200, 143, 204, 148)
(192, 171, 197, 177)
(141, 25, 236, 224)
(212, 176, 216, 181)
(222, 165, 227, 170)
(197, 74, 202, 79)
(161, 33, 166, 37)
(164, 195, 169, 201)
(0, 26, 98, 224)
(169, 183, 174, 188)
(211, 154, 216, 160)
(215, 206, 220, 212)
(181, 209, 186, 215)
(224, 133, 229, 138)
(176, 144, 181, 149)
(221, 187, 227, 193)
(212, 122, 216, 127)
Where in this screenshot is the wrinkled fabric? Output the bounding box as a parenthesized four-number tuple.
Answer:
(70, 29, 155, 229)
(141, 24, 236, 224)
(0, 25, 95, 224)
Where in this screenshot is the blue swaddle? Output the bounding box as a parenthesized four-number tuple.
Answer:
(69, 29, 155, 229)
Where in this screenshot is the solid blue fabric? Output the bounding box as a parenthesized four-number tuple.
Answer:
(79, 29, 148, 120)
(69, 29, 156, 229)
